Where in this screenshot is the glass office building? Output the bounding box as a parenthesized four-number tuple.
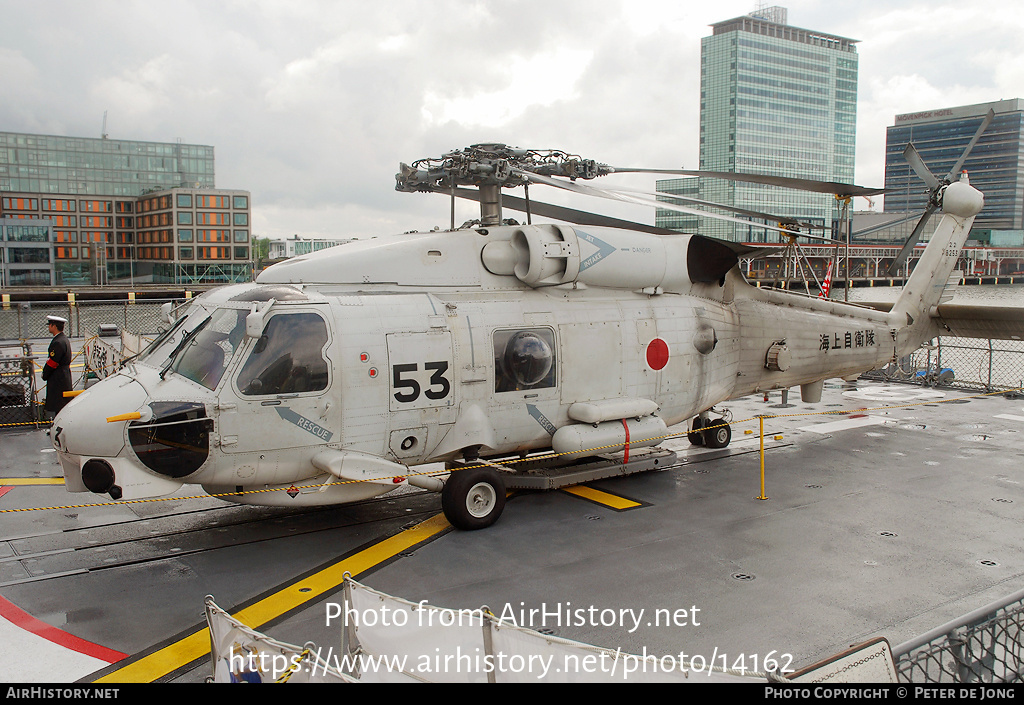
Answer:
(653, 177, 701, 234)
(658, 7, 858, 242)
(0, 132, 251, 286)
(0, 132, 215, 196)
(884, 99, 1024, 233)
(0, 219, 53, 287)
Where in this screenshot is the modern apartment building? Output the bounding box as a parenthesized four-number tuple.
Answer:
(657, 6, 858, 242)
(884, 99, 1024, 234)
(0, 131, 251, 286)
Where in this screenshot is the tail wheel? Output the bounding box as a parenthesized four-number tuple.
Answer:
(441, 466, 506, 531)
(704, 420, 732, 449)
(687, 417, 705, 446)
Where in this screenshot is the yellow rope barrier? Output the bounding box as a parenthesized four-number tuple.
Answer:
(1, 385, 1021, 514)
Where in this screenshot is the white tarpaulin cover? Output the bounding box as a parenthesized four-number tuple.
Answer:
(205, 597, 356, 683)
(341, 578, 758, 683)
(205, 579, 766, 683)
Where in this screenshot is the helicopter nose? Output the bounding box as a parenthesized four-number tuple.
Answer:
(53, 377, 149, 458)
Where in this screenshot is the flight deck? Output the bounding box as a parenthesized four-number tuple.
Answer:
(2, 379, 1024, 683)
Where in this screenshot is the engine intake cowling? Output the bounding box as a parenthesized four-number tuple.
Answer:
(482, 225, 738, 292)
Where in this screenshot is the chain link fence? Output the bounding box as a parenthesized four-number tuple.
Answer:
(0, 299, 173, 342)
(861, 337, 1024, 392)
(0, 299, 181, 428)
(893, 588, 1024, 682)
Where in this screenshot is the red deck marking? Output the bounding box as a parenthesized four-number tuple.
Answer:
(0, 487, 12, 500)
(0, 594, 128, 664)
(646, 338, 670, 371)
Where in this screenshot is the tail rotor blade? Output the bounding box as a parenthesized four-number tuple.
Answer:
(903, 144, 939, 190)
(944, 108, 994, 181)
(886, 204, 936, 276)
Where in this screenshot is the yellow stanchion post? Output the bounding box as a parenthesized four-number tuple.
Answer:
(757, 415, 768, 500)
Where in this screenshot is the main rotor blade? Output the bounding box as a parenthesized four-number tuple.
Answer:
(603, 184, 821, 229)
(903, 143, 940, 190)
(850, 211, 922, 239)
(606, 167, 886, 198)
(449, 188, 676, 235)
(517, 169, 830, 239)
(944, 108, 994, 181)
(448, 188, 760, 257)
(885, 204, 937, 276)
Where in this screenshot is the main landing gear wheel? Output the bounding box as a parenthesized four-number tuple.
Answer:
(441, 466, 506, 531)
(704, 420, 732, 449)
(687, 417, 705, 446)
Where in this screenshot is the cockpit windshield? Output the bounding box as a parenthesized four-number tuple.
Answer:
(165, 308, 248, 390)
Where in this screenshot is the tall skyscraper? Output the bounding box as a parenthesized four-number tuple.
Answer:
(658, 6, 858, 242)
(884, 99, 1024, 234)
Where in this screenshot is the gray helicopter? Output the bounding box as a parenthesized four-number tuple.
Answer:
(50, 132, 1013, 530)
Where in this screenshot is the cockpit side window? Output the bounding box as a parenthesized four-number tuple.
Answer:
(236, 312, 329, 396)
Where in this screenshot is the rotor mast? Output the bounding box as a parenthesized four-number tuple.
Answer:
(479, 184, 502, 226)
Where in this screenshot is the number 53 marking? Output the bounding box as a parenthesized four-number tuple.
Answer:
(392, 361, 451, 403)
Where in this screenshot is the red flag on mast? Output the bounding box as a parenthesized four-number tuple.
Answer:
(819, 260, 833, 299)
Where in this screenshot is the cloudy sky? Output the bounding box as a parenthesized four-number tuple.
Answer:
(2, 0, 1022, 239)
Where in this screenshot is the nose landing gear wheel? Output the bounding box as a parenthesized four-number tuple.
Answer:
(442, 466, 506, 530)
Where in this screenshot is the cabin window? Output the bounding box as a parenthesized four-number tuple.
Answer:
(237, 313, 330, 395)
(493, 327, 556, 393)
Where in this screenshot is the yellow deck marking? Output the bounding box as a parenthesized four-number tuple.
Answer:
(561, 485, 642, 510)
(1, 478, 65, 486)
(94, 513, 451, 683)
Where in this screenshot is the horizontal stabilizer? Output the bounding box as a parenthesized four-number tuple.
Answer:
(857, 300, 1024, 341)
(932, 303, 1024, 340)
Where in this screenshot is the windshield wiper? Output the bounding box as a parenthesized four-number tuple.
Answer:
(160, 315, 211, 380)
(126, 314, 189, 368)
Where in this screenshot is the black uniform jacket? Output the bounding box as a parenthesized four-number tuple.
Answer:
(42, 332, 73, 412)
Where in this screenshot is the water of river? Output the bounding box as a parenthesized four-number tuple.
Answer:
(847, 283, 1024, 305)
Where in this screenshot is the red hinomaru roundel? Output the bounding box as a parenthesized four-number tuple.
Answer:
(646, 338, 670, 371)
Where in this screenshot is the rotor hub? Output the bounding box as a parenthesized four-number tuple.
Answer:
(395, 145, 611, 194)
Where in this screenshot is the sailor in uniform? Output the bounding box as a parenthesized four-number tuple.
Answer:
(42, 315, 73, 419)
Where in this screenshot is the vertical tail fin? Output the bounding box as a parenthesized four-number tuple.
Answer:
(891, 176, 984, 354)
